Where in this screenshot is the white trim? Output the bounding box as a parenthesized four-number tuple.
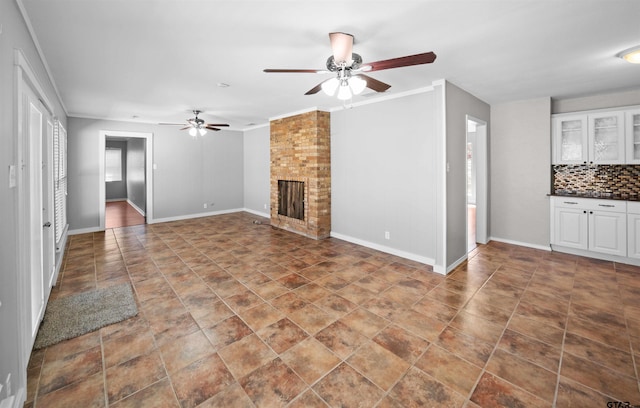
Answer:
(433, 80, 447, 273)
(68, 226, 103, 235)
(330, 231, 437, 270)
(241, 123, 270, 132)
(99, 130, 154, 230)
(127, 199, 146, 217)
(106, 198, 127, 202)
(269, 106, 328, 121)
(551, 244, 640, 266)
(15, 1, 68, 116)
(466, 115, 489, 245)
(242, 208, 270, 218)
(150, 208, 245, 224)
(489, 236, 552, 252)
(446, 253, 468, 274)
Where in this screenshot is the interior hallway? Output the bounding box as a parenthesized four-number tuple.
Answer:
(105, 201, 145, 229)
(25, 212, 640, 407)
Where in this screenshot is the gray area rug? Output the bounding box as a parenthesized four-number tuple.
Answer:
(34, 283, 138, 349)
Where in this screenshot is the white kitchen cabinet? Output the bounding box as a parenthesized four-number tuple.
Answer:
(552, 108, 629, 164)
(552, 115, 588, 164)
(553, 204, 588, 249)
(628, 202, 640, 259)
(588, 111, 625, 164)
(626, 109, 640, 164)
(551, 197, 627, 257)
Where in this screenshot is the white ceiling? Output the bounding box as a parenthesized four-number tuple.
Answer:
(19, 0, 640, 129)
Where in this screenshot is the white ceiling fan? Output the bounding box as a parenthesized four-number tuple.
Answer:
(160, 110, 229, 136)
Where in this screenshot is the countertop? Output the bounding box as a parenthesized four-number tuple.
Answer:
(549, 191, 640, 201)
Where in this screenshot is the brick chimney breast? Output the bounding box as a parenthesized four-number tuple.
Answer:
(270, 110, 331, 239)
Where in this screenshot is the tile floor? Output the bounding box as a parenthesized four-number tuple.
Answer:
(25, 211, 640, 407)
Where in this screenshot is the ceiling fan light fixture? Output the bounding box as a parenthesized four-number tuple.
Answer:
(198, 128, 207, 136)
(337, 82, 352, 100)
(618, 45, 640, 64)
(321, 77, 339, 96)
(349, 76, 367, 95)
(188, 127, 197, 137)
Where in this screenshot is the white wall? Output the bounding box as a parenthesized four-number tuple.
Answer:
(445, 82, 490, 268)
(0, 0, 68, 404)
(243, 125, 270, 216)
(331, 91, 439, 264)
(490, 97, 551, 248)
(67, 117, 244, 231)
(552, 89, 640, 114)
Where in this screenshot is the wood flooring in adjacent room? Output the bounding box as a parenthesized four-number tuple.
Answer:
(25, 212, 640, 407)
(105, 201, 145, 229)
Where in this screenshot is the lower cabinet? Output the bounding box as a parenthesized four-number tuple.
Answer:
(551, 197, 627, 257)
(628, 202, 640, 259)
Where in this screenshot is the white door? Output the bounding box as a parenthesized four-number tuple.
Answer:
(554, 207, 588, 250)
(22, 85, 46, 341)
(589, 210, 627, 256)
(43, 119, 56, 294)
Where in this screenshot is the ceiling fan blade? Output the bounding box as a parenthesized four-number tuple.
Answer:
(362, 52, 437, 72)
(158, 122, 186, 126)
(305, 81, 326, 95)
(205, 127, 222, 131)
(264, 68, 324, 73)
(205, 124, 229, 127)
(179, 126, 191, 130)
(329, 32, 354, 64)
(358, 74, 391, 93)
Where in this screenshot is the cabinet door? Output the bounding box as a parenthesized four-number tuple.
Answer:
(589, 210, 626, 256)
(553, 115, 588, 164)
(554, 207, 588, 249)
(626, 110, 640, 164)
(628, 214, 640, 259)
(588, 111, 625, 164)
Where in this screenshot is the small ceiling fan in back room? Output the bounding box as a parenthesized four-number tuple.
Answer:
(159, 110, 229, 136)
(263, 32, 436, 100)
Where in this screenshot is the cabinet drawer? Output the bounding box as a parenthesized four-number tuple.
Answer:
(552, 197, 626, 212)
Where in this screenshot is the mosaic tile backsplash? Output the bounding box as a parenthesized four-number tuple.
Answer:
(553, 164, 640, 200)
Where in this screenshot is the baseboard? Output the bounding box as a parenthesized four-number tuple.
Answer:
(488, 236, 552, 252)
(551, 245, 640, 267)
(329, 231, 436, 269)
(150, 208, 244, 224)
(242, 208, 270, 219)
(68, 226, 103, 235)
(127, 199, 145, 216)
(106, 198, 127, 202)
(446, 253, 468, 274)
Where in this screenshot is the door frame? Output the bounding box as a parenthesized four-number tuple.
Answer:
(98, 130, 154, 229)
(466, 115, 488, 246)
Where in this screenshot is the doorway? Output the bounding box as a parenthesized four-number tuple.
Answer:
(98, 131, 154, 230)
(466, 116, 488, 251)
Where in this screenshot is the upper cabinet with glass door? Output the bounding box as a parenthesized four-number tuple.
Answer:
(552, 109, 629, 165)
(553, 115, 588, 164)
(626, 109, 640, 164)
(588, 111, 625, 164)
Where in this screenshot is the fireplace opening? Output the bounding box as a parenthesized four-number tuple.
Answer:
(278, 180, 304, 220)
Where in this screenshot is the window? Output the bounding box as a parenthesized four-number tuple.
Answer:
(105, 148, 122, 182)
(53, 120, 67, 246)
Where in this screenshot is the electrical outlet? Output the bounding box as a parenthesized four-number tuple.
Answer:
(384, 231, 390, 240)
(203, 203, 207, 209)
(263, 204, 267, 210)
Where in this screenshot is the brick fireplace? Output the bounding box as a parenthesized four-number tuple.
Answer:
(270, 110, 331, 239)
